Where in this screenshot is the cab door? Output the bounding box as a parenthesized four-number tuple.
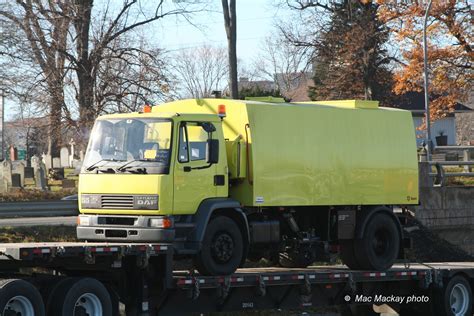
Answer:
(173, 121, 217, 214)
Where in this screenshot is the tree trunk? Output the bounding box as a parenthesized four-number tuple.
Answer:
(222, 0, 238, 99)
(74, 0, 95, 149)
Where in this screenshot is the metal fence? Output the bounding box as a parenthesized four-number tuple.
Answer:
(425, 146, 474, 186)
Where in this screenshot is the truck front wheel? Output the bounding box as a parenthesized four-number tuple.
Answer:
(195, 216, 244, 276)
(354, 212, 400, 271)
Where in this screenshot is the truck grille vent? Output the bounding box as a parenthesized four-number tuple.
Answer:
(101, 195, 134, 209)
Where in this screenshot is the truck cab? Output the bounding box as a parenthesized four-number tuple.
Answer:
(77, 110, 229, 235)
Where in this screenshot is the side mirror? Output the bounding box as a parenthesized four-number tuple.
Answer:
(207, 139, 219, 164)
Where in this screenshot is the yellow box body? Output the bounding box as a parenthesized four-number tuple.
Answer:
(152, 99, 419, 207)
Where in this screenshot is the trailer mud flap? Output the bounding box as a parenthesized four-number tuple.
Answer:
(337, 209, 356, 239)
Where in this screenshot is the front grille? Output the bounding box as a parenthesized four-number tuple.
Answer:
(101, 195, 134, 209)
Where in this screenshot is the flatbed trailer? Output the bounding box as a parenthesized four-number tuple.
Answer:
(0, 242, 471, 316)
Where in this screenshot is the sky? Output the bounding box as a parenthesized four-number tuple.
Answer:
(154, 0, 291, 64)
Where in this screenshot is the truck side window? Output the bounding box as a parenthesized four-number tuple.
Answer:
(178, 122, 212, 163)
(178, 124, 189, 163)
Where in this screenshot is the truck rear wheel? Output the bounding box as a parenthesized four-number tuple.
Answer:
(340, 240, 362, 270)
(354, 212, 400, 271)
(49, 277, 113, 316)
(195, 216, 244, 276)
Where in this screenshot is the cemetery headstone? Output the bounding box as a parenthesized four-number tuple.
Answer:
(60, 147, 69, 168)
(52, 157, 61, 169)
(12, 161, 25, 186)
(24, 167, 34, 179)
(42, 153, 52, 170)
(62, 179, 75, 189)
(11, 174, 21, 187)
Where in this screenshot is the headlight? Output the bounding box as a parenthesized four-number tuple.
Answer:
(81, 194, 101, 209)
(149, 217, 172, 228)
(78, 215, 90, 226)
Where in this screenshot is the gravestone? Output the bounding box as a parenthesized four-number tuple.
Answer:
(24, 167, 34, 179)
(42, 153, 52, 170)
(60, 147, 69, 168)
(52, 157, 61, 169)
(2, 161, 12, 187)
(12, 161, 25, 187)
(11, 174, 21, 187)
(35, 162, 47, 190)
(72, 159, 81, 168)
(32, 156, 46, 190)
(62, 179, 75, 189)
(0, 165, 5, 193)
(79, 150, 84, 162)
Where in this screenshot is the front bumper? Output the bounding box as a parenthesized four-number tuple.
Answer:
(76, 214, 175, 242)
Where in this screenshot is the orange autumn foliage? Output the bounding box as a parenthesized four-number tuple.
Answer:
(377, 0, 472, 121)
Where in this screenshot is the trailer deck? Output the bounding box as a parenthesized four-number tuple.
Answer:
(0, 242, 471, 315)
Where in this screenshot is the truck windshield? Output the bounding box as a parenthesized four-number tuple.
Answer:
(82, 118, 172, 174)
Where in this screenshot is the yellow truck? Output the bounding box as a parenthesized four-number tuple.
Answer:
(77, 98, 419, 275)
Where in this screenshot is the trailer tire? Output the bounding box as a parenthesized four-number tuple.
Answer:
(354, 212, 399, 271)
(0, 279, 45, 316)
(434, 275, 472, 316)
(195, 216, 244, 275)
(50, 277, 113, 316)
(340, 240, 362, 270)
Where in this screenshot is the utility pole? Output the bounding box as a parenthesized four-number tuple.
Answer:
(423, 0, 433, 160)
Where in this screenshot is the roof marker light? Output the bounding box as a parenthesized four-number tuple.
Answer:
(143, 104, 152, 113)
(218, 104, 226, 118)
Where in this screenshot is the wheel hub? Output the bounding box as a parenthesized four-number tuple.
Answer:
(450, 283, 469, 315)
(211, 232, 234, 263)
(3, 295, 34, 316)
(372, 229, 390, 255)
(74, 293, 103, 316)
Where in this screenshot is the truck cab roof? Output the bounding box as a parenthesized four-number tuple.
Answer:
(96, 111, 221, 122)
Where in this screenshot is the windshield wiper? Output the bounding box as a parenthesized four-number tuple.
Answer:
(117, 159, 152, 173)
(85, 158, 122, 172)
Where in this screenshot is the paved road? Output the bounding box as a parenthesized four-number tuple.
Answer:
(0, 216, 76, 227)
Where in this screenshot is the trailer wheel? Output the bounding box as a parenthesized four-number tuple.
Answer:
(50, 277, 113, 316)
(354, 212, 400, 271)
(435, 275, 473, 316)
(340, 240, 361, 270)
(195, 216, 244, 275)
(0, 279, 45, 316)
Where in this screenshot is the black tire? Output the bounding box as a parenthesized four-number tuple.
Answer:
(0, 279, 45, 316)
(354, 212, 400, 271)
(43, 277, 75, 315)
(194, 216, 244, 276)
(50, 277, 113, 316)
(340, 240, 362, 270)
(434, 275, 473, 316)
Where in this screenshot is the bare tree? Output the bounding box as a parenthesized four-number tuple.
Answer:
(68, 0, 202, 142)
(173, 45, 228, 98)
(93, 35, 173, 114)
(221, 0, 238, 98)
(1, 0, 204, 151)
(0, 0, 71, 157)
(254, 36, 311, 100)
